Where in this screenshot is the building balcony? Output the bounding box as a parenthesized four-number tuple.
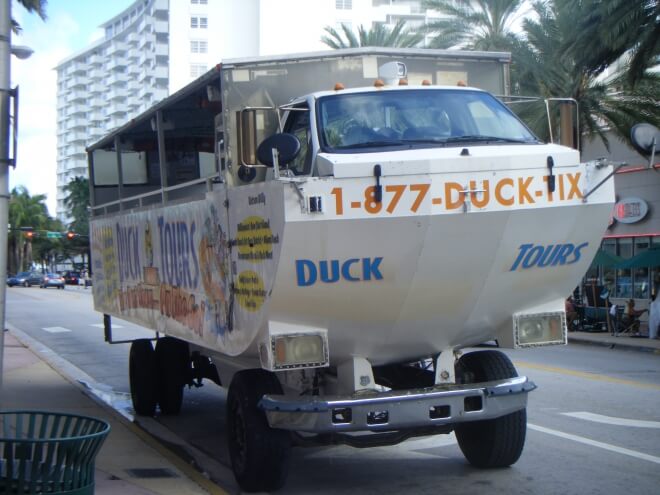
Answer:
(152, 65, 168, 80)
(126, 31, 140, 46)
(107, 87, 127, 100)
(64, 92, 85, 104)
(153, 0, 168, 13)
(138, 32, 155, 48)
(68, 130, 89, 143)
(88, 53, 103, 66)
(105, 57, 128, 72)
(106, 101, 128, 116)
(107, 40, 128, 56)
(154, 42, 168, 57)
(88, 82, 104, 94)
(106, 72, 128, 86)
(67, 76, 88, 89)
(67, 117, 88, 129)
(154, 20, 168, 33)
(88, 67, 103, 80)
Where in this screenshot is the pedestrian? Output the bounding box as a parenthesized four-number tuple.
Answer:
(565, 296, 579, 331)
(649, 290, 659, 340)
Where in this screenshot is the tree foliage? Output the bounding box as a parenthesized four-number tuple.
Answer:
(13, 0, 47, 33)
(321, 20, 423, 49)
(566, 0, 660, 87)
(8, 186, 49, 272)
(62, 176, 91, 269)
(63, 176, 89, 236)
(511, 0, 660, 151)
(423, 0, 525, 50)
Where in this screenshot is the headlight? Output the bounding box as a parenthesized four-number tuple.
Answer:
(271, 334, 328, 370)
(514, 312, 566, 347)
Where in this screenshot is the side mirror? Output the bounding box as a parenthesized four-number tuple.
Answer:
(630, 123, 660, 164)
(257, 133, 301, 168)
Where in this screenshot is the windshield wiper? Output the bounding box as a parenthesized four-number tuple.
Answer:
(444, 135, 537, 144)
(337, 140, 408, 149)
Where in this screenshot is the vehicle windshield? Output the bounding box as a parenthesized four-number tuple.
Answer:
(16, 272, 30, 277)
(317, 89, 538, 152)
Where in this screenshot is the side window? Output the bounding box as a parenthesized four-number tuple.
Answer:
(284, 108, 312, 175)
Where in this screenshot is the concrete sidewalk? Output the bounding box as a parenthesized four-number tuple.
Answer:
(568, 330, 660, 354)
(1, 329, 227, 495)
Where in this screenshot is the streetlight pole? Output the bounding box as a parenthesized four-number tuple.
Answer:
(0, 1, 12, 390)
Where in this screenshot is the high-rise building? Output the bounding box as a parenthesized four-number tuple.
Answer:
(55, 0, 443, 220)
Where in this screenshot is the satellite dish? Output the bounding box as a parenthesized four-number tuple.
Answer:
(630, 123, 660, 157)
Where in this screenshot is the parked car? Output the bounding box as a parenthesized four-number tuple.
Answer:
(62, 271, 81, 285)
(7, 271, 43, 287)
(40, 273, 65, 289)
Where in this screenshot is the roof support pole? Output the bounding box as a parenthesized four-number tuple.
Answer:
(114, 135, 124, 211)
(155, 110, 168, 204)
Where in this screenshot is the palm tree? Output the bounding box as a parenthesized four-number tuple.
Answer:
(13, 0, 47, 33)
(566, 0, 660, 87)
(512, 0, 660, 151)
(422, 0, 525, 51)
(8, 186, 49, 273)
(63, 176, 90, 270)
(63, 176, 89, 236)
(321, 20, 423, 49)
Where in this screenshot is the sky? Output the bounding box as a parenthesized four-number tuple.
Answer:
(10, 0, 135, 217)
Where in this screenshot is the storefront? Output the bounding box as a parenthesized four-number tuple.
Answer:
(581, 132, 660, 314)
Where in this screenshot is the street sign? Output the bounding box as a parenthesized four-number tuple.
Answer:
(46, 231, 63, 239)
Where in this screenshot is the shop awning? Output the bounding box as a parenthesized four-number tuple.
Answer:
(615, 247, 660, 269)
(590, 248, 624, 268)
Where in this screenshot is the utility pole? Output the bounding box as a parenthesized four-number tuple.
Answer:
(0, 1, 11, 390)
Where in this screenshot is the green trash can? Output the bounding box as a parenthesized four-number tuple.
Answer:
(0, 411, 110, 495)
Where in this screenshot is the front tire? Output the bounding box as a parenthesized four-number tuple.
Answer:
(227, 369, 291, 492)
(454, 350, 527, 468)
(129, 339, 158, 416)
(155, 337, 189, 415)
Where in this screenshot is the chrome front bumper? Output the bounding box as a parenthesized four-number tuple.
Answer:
(260, 376, 536, 433)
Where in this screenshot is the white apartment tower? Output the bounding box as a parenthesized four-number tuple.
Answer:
(55, 0, 443, 220)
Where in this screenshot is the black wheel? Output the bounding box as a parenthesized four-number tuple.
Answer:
(155, 337, 189, 415)
(23, 281, 29, 287)
(454, 350, 527, 468)
(227, 369, 291, 492)
(129, 339, 158, 416)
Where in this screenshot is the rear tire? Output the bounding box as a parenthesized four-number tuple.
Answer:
(23, 281, 29, 287)
(129, 339, 158, 416)
(155, 337, 189, 415)
(454, 350, 527, 468)
(227, 369, 290, 492)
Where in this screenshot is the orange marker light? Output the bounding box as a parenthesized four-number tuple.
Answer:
(374, 79, 385, 87)
(421, 79, 431, 86)
(398, 78, 408, 86)
(334, 83, 345, 91)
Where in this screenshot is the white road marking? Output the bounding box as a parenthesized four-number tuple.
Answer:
(42, 326, 71, 333)
(90, 324, 123, 329)
(561, 412, 660, 429)
(529, 423, 660, 465)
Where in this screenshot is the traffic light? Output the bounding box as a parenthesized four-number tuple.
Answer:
(66, 231, 77, 240)
(19, 226, 34, 239)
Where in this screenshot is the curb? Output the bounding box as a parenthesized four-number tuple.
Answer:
(5, 324, 229, 495)
(568, 335, 660, 355)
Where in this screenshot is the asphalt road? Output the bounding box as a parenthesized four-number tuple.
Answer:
(4, 286, 660, 494)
